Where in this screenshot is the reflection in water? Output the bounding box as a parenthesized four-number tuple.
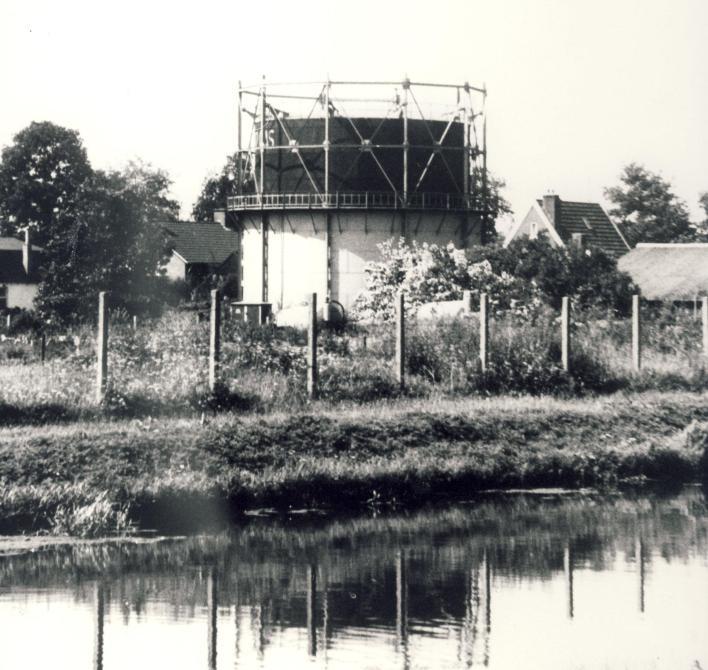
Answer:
(208, 569, 217, 670)
(94, 582, 104, 670)
(637, 536, 646, 614)
(1, 489, 707, 669)
(564, 543, 574, 619)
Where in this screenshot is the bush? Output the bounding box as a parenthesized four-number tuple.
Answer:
(353, 236, 636, 322)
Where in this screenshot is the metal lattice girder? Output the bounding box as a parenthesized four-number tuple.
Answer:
(233, 78, 487, 209)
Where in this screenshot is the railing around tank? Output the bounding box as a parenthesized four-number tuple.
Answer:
(226, 192, 475, 211)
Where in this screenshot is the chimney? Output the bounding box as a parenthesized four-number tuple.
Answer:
(542, 194, 561, 228)
(22, 228, 33, 276)
(213, 210, 227, 228)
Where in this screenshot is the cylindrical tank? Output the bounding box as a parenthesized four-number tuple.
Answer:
(228, 80, 487, 317)
(261, 117, 464, 195)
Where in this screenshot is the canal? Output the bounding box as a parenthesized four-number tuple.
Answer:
(1, 488, 706, 669)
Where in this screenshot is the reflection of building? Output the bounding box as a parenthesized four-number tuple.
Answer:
(227, 79, 488, 316)
(0, 229, 42, 311)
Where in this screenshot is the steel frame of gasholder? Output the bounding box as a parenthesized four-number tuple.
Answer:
(232, 78, 487, 215)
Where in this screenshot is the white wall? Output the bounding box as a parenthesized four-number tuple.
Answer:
(7, 283, 38, 310)
(241, 222, 264, 302)
(239, 209, 478, 312)
(163, 253, 187, 281)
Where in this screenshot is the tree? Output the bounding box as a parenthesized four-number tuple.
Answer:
(695, 192, 708, 241)
(0, 121, 93, 247)
(604, 164, 693, 246)
(469, 168, 512, 243)
(192, 154, 254, 222)
(35, 162, 179, 323)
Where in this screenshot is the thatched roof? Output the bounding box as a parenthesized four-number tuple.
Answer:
(618, 243, 708, 300)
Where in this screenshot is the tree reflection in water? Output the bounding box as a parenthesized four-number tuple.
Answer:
(1, 488, 706, 670)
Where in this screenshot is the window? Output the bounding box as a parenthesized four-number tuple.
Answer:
(0, 285, 7, 311)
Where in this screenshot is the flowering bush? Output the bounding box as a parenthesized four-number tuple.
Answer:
(352, 238, 540, 321)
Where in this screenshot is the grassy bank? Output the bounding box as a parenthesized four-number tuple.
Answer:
(1, 391, 708, 536)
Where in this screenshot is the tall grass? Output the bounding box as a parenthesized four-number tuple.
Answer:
(0, 305, 706, 424)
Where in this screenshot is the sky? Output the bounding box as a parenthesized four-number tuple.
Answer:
(1, 0, 706, 229)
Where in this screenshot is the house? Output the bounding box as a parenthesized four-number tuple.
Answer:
(618, 243, 708, 302)
(505, 194, 630, 258)
(0, 229, 42, 311)
(162, 220, 239, 289)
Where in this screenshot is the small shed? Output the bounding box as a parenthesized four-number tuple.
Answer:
(618, 243, 708, 302)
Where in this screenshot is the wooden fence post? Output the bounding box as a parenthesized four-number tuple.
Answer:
(396, 291, 405, 389)
(479, 292, 488, 373)
(96, 292, 108, 403)
(307, 293, 318, 399)
(132, 315, 138, 332)
(5, 313, 11, 330)
(632, 294, 641, 371)
(209, 289, 221, 392)
(39, 333, 46, 364)
(702, 296, 708, 357)
(561, 296, 570, 372)
(462, 289, 473, 313)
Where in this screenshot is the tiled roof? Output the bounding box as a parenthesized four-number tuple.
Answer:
(537, 199, 630, 257)
(162, 221, 239, 265)
(618, 243, 708, 301)
(0, 237, 42, 284)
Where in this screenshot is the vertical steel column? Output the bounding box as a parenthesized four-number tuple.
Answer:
(237, 80, 243, 195)
(261, 215, 268, 303)
(481, 87, 488, 245)
(402, 79, 409, 202)
(324, 80, 331, 199)
(96, 291, 108, 403)
(259, 80, 266, 198)
(325, 212, 332, 305)
(463, 84, 471, 199)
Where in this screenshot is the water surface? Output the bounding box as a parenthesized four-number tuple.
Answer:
(1, 489, 707, 669)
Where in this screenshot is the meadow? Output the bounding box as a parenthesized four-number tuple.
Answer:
(2, 304, 708, 536)
(1, 302, 707, 423)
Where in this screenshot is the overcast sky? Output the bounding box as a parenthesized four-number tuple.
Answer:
(1, 0, 706, 226)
